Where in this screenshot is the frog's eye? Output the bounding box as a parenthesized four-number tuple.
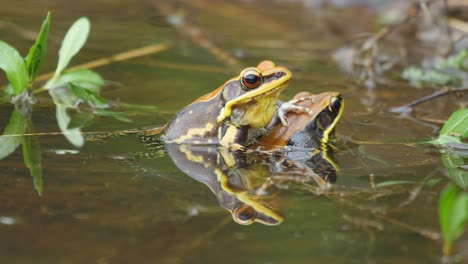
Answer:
(233, 205, 256, 225)
(328, 95, 342, 113)
(240, 69, 263, 90)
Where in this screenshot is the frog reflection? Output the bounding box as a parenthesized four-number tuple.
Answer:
(162, 92, 344, 225)
(164, 142, 339, 226)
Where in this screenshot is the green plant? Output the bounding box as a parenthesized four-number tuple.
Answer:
(0, 13, 125, 194)
(430, 108, 468, 147)
(431, 109, 468, 257)
(401, 49, 468, 87)
(439, 184, 467, 256)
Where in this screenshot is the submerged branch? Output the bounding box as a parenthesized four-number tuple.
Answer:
(390, 87, 468, 113)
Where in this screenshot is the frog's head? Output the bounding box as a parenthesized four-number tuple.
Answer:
(300, 92, 344, 148)
(216, 166, 284, 226)
(232, 203, 283, 226)
(217, 60, 292, 128)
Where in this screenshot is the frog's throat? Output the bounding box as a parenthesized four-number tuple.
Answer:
(215, 168, 284, 225)
(320, 98, 344, 150)
(216, 81, 290, 124)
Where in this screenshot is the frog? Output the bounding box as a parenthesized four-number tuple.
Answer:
(158, 60, 294, 147)
(254, 91, 344, 184)
(255, 91, 344, 151)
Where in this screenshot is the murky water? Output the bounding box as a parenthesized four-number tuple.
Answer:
(0, 0, 466, 263)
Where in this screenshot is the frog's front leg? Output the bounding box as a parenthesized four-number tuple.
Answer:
(219, 123, 249, 147)
(274, 97, 316, 127)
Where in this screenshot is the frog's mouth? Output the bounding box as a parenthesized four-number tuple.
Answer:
(217, 67, 292, 123)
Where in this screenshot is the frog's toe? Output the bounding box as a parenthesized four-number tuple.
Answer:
(278, 100, 312, 126)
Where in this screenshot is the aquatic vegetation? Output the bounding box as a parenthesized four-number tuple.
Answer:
(0, 13, 151, 194)
(432, 109, 468, 257)
(402, 50, 468, 87)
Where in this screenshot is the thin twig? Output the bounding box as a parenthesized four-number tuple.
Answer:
(373, 213, 440, 240)
(34, 42, 171, 83)
(398, 170, 438, 208)
(0, 128, 149, 139)
(389, 87, 468, 113)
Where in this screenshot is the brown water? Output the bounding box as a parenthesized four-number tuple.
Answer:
(0, 0, 466, 263)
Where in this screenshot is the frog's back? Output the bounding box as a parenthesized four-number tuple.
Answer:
(161, 94, 223, 144)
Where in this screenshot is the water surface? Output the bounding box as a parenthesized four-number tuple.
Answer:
(0, 0, 466, 263)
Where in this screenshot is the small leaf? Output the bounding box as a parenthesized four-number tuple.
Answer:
(69, 83, 108, 108)
(447, 168, 468, 190)
(430, 134, 462, 146)
(67, 112, 95, 129)
(22, 118, 43, 196)
(56, 105, 84, 147)
(0, 110, 26, 160)
(439, 184, 468, 255)
(25, 12, 51, 84)
(401, 67, 460, 87)
(94, 109, 132, 123)
(46, 17, 90, 88)
(49, 85, 78, 107)
(53, 69, 104, 92)
(0, 41, 28, 95)
(441, 153, 464, 168)
(436, 49, 468, 70)
(440, 109, 468, 138)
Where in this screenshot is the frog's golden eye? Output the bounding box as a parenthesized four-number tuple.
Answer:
(240, 69, 263, 90)
(233, 205, 256, 225)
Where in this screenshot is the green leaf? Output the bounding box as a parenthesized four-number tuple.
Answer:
(439, 184, 468, 255)
(430, 134, 462, 146)
(441, 153, 465, 168)
(447, 168, 468, 190)
(401, 67, 460, 87)
(441, 153, 468, 190)
(25, 12, 51, 84)
(436, 49, 468, 70)
(0, 41, 28, 95)
(46, 17, 90, 88)
(52, 69, 104, 92)
(440, 109, 468, 138)
(67, 112, 95, 129)
(49, 85, 78, 107)
(69, 83, 108, 108)
(94, 109, 132, 123)
(56, 105, 84, 147)
(22, 118, 43, 196)
(0, 110, 26, 160)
